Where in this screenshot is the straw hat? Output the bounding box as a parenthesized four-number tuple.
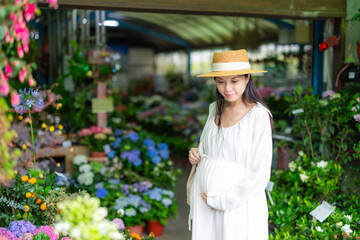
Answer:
(196, 49, 267, 77)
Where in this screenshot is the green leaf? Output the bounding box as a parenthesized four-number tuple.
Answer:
(33, 231, 50, 240)
(0, 8, 6, 21)
(0, 25, 6, 41)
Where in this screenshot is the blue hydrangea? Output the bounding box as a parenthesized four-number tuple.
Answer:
(95, 188, 109, 198)
(162, 198, 173, 207)
(140, 200, 151, 209)
(128, 194, 142, 208)
(159, 149, 169, 159)
(126, 133, 139, 142)
(121, 184, 130, 195)
(114, 129, 124, 137)
(145, 188, 163, 201)
(114, 196, 130, 210)
(139, 207, 149, 213)
(54, 173, 70, 187)
(107, 150, 116, 158)
(162, 190, 175, 198)
(109, 179, 120, 185)
(95, 182, 104, 189)
(147, 148, 158, 158)
(158, 143, 169, 150)
(143, 139, 155, 148)
(138, 181, 152, 192)
(112, 138, 122, 149)
(125, 208, 137, 217)
(151, 156, 161, 164)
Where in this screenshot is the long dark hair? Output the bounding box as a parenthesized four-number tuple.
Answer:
(215, 74, 273, 130)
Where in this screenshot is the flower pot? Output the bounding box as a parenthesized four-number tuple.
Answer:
(126, 224, 144, 236)
(90, 151, 106, 158)
(147, 220, 164, 236)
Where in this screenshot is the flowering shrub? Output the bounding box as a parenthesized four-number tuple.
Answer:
(78, 126, 112, 152)
(269, 152, 360, 239)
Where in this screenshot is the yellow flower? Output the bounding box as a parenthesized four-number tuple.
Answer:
(58, 124, 63, 130)
(39, 173, 44, 179)
(18, 115, 23, 120)
(22, 144, 27, 150)
(28, 177, 36, 185)
(57, 163, 61, 167)
(21, 176, 29, 182)
(41, 123, 47, 128)
(49, 126, 55, 132)
(94, 133, 106, 140)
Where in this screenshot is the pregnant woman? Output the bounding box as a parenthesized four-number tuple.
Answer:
(188, 49, 273, 240)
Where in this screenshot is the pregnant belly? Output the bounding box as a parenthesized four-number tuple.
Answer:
(196, 159, 244, 193)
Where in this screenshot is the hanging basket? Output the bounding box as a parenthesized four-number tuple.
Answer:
(147, 221, 164, 237)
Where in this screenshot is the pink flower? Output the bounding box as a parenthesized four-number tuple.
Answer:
(28, 74, 35, 86)
(9, 12, 17, 22)
(354, 114, 360, 122)
(19, 67, 27, 82)
(15, 0, 22, 4)
(47, 0, 58, 9)
(5, 64, 13, 77)
(23, 42, 29, 53)
(24, 3, 36, 21)
(34, 226, 59, 240)
(22, 28, 29, 42)
(11, 92, 20, 107)
(17, 45, 24, 58)
(0, 73, 10, 97)
(79, 128, 92, 136)
(90, 125, 104, 134)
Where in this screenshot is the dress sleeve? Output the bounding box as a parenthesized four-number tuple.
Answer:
(206, 112, 272, 211)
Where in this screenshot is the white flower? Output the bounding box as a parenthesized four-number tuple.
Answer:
(288, 161, 296, 172)
(300, 171, 309, 183)
(356, 97, 360, 103)
(54, 222, 71, 234)
(297, 166, 302, 171)
(77, 171, 94, 186)
(315, 226, 324, 232)
(298, 151, 304, 157)
(336, 221, 343, 228)
(98, 221, 110, 236)
(94, 207, 108, 220)
(117, 209, 125, 217)
(73, 155, 88, 165)
(317, 160, 328, 168)
(70, 227, 81, 239)
(341, 224, 353, 234)
(109, 232, 125, 240)
(352, 106, 357, 112)
(344, 215, 352, 222)
(79, 164, 91, 172)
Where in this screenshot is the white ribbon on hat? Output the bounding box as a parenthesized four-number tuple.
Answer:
(212, 62, 251, 71)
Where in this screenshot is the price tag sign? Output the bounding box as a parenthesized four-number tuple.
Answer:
(92, 98, 114, 113)
(292, 108, 304, 115)
(266, 181, 274, 192)
(62, 141, 72, 148)
(310, 201, 335, 222)
(349, 72, 355, 79)
(285, 127, 292, 135)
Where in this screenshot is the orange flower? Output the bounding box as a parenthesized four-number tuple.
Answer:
(149, 232, 155, 237)
(36, 198, 42, 204)
(130, 233, 141, 240)
(28, 177, 36, 184)
(31, 193, 36, 198)
(57, 209, 61, 214)
(25, 192, 32, 198)
(24, 205, 30, 212)
(40, 203, 47, 211)
(21, 176, 29, 182)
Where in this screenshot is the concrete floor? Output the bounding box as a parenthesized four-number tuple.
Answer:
(156, 164, 192, 240)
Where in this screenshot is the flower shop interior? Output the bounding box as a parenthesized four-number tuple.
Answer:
(1, 0, 360, 239)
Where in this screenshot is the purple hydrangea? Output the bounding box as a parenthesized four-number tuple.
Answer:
(114, 129, 123, 137)
(8, 221, 37, 237)
(121, 184, 130, 195)
(14, 88, 44, 114)
(126, 133, 139, 142)
(112, 218, 125, 230)
(95, 188, 109, 198)
(138, 181, 152, 192)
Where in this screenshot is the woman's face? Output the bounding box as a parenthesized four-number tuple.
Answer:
(215, 74, 249, 103)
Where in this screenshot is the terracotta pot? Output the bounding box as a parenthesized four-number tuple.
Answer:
(147, 220, 164, 236)
(90, 151, 106, 158)
(357, 40, 360, 62)
(126, 225, 144, 236)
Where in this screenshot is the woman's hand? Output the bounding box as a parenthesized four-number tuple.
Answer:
(201, 192, 215, 210)
(189, 147, 200, 165)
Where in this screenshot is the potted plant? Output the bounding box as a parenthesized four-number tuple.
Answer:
(143, 187, 178, 236)
(78, 125, 112, 157)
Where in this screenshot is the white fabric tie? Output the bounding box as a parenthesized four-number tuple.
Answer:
(212, 62, 251, 71)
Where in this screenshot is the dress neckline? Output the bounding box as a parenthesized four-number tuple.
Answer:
(213, 102, 258, 129)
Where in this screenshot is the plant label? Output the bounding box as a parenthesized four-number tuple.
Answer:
(62, 141, 72, 148)
(103, 144, 111, 154)
(349, 72, 355, 79)
(292, 108, 304, 115)
(266, 181, 274, 192)
(310, 201, 335, 222)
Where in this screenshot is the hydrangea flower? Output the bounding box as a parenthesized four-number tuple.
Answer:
(95, 182, 104, 189)
(126, 133, 139, 142)
(77, 171, 94, 186)
(13, 88, 44, 114)
(159, 149, 169, 159)
(0, 227, 18, 240)
(162, 190, 175, 198)
(8, 221, 37, 237)
(114, 129, 123, 137)
(108, 179, 120, 185)
(95, 188, 109, 198)
(79, 164, 91, 173)
(114, 197, 129, 210)
(138, 181, 152, 192)
(107, 150, 116, 159)
(73, 155, 88, 165)
(151, 156, 161, 164)
(147, 148, 158, 158)
(124, 208, 136, 217)
(111, 138, 121, 149)
(121, 184, 130, 195)
(18, 233, 33, 240)
(158, 143, 168, 150)
(34, 226, 59, 240)
(143, 139, 155, 148)
(127, 194, 141, 208)
(112, 219, 125, 230)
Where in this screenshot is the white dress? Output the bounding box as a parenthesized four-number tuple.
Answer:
(189, 101, 272, 240)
